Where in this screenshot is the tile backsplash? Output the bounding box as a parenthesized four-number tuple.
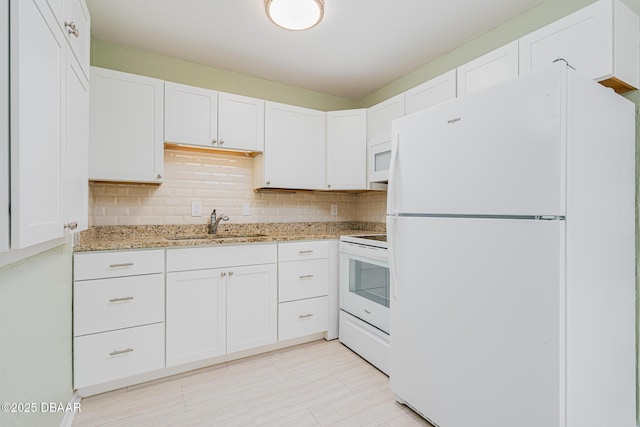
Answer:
(89, 149, 387, 226)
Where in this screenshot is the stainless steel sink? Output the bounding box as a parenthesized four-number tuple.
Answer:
(167, 233, 267, 241)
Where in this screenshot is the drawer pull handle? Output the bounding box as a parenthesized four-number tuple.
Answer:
(109, 348, 134, 357)
(298, 250, 313, 255)
(299, 274, 314, 279)
(364, 309, 371, 315)
(299, 313, 314, 319)
(108, 262, 134, 268)
(109, 296, 134, 303)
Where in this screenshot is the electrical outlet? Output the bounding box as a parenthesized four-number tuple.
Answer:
(331, 204, 338, 216)
(243, 202, 251, 216)
(191, 201, 201, 217)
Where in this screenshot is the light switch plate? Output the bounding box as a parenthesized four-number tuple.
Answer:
(191, 201, 201, 217)
(331, 204, 338, 216)
(243, 202, 251, 216)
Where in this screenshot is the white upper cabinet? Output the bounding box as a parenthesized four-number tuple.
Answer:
(519, 0, 639, 93)
(218, 92, 264, 152)
(61, 0, 90, 79)
(326, 109, 367, 190)
(164, 82, 218, 148)
(457, 41, 519, 96)
(62, 50, 89, 235)
(367, 93, 405, 147)
(257, 102, 326, 190)
(405, 70, 457, 115)
(367, 93, 404, 184)
(164, 83, 264, 152)
(1, 1, 8, 252)
(90, 67, 164, 183)
(10, 0, 65, 249)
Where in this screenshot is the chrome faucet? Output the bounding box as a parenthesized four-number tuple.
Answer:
(209, 209, 229, 234)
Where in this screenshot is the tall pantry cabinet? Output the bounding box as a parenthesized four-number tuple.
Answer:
(8, 0, 90, 250)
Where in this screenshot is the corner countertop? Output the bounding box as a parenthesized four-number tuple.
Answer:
(74, 222, 386, 252)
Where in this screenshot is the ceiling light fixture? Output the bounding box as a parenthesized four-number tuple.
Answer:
(265, 0, 324, 31)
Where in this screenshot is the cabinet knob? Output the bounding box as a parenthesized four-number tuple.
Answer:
(64, 221, 78, 230)
(64, 21, 79, 38)
(266, 181, 270, 185)
(220, 272, 226, 277)
(157, 174, 163, 179)
(219, 139, 224, 145)
(228, 271, 234, 276)
(327, 184, 331, 188)
(212, 139, 217, 145)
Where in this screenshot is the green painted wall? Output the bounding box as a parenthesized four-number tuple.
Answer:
(0, 242, 73, 427)
(90, 38, 357, 112)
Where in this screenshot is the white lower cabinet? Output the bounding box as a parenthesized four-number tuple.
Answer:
(166, 269, 226, 367)
(74, 323, 165, 389)
(226, 264, 278, 353)
(73, 241, 338, 392)
(277, 241, 330, 340)
(166, 244, 278, 365)
(73, 249, 165, 390)
(279, 296, 329, 341)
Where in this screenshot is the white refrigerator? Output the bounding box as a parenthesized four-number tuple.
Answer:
(387, 62, 635, 427)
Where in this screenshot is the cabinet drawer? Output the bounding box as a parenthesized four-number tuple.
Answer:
(278, 241, 329, 262)
(74, 249, 164, 281)
(74, 323, 165, 389)
(279, 259, 328, 302)
(74, 274, 164, 336)
(279, 296, 328, 341)
(167, 243, 277, 272)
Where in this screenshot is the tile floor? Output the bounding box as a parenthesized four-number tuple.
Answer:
(72, 339, 433, 426)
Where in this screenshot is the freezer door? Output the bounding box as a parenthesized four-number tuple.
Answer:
(389, 64, 565, 217)
(389, 216, 563, 427)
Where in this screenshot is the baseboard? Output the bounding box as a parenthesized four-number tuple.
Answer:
(58, 392, 81, 427)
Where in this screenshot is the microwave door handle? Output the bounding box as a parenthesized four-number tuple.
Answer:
(388, 132, 400, 298)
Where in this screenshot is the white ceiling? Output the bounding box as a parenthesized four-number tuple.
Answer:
(86, 0, 544, 100)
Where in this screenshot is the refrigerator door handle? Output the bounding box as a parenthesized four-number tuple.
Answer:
(387, 132, 400, 298)
(387, 132, 400, 216)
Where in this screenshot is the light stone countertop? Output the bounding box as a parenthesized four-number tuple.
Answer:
(74, 222, 386, 252)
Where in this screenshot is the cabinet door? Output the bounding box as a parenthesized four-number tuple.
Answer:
(457, 41, 519, 96)
(218, 92, 264, 151)
(367, 93, 404, 147)
(326, 109, 367, 190)
(227, 263, 277, 353)
(263, 102, 325, 190)
(0, 0, 8, 252)
(164, 81, 218, 148)
(166, 269, 226, 367)
(518, 0, 639, 92)
(61, 0, 90, 79)
(10, 0, 65, 248)
(405, 70, 456, 115)
(89, 67, 163, 183)
(62, 53, 88, 234)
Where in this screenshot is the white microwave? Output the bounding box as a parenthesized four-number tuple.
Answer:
(368, 141, 391, 183)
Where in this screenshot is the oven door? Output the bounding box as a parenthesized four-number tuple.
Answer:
(339, 242, 390, 334)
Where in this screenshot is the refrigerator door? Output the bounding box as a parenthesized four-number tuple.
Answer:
(389, 216, 563, 427)
(389, 64, 565, 217)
